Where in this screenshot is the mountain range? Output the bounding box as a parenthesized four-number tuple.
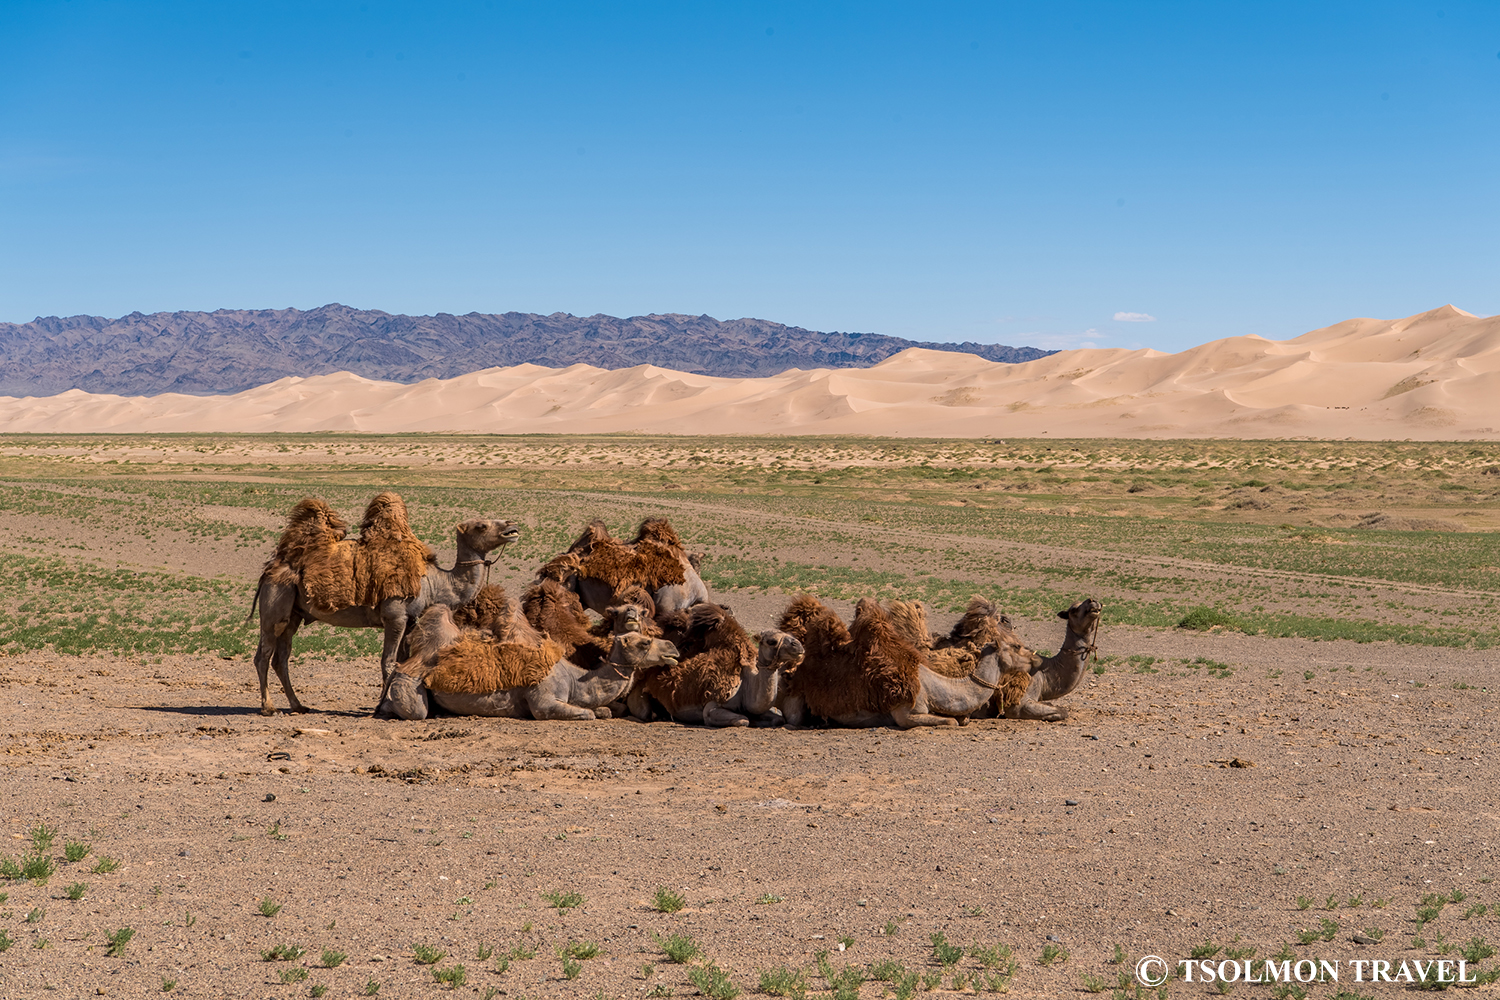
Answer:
(0, 304, 1053, 397)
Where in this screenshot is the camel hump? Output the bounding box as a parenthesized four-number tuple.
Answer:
(359, 491, 415, 540)
(850, 598, 922, 709)
(271, 497, 349, 571)
(777, 594, 851, 654)
(631, 517, 684, 548)
(425, 636, 567, 694)
(350, 491, 429, 604)
(884, 599, 933, 651)
(566, 520, 614, 554)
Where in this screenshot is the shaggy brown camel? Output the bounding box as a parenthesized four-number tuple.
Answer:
(375, 604, 679, 721)
(251, 494, 519, 715)
(536, 517, 708, 615)
(628, 603, 801, 727)
(924, 595, 1100, 721)
(521, 577, 614, 671)
(778, 596, 1021, 729)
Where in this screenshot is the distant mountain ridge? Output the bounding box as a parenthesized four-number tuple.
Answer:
(0, 304, 1054, 397)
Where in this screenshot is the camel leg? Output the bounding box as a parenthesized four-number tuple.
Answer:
(780, 693, 807, 728)
(254, 628, 278, 716)
(270, 616, 310, 715)
(525, 690, 597, 722)
(376, 601, 410, 704)
(702, 701, 750, 728)
(1008, 699, 1069, 722)
(891, 705, 959, 729)
(626, 689, 653, 721)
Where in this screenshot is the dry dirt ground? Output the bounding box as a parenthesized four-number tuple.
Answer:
(1, 436, 1498, 999)
(2, 602, 1498, 999)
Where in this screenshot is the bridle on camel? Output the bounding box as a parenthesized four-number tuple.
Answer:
(454, 557, 495, 591)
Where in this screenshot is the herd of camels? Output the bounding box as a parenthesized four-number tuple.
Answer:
(250, 492, 1102, 728)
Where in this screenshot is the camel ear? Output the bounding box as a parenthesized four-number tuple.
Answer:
(1057, 609, 1069, 620)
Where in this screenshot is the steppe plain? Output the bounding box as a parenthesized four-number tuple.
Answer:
(1, 433, 1498, 999)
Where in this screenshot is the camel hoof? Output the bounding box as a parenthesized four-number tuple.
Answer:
(259, 707, 277, 717)
(956, 716, 970, 727)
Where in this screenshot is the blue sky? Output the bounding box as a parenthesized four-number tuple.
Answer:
(2, 1, 1496, 353)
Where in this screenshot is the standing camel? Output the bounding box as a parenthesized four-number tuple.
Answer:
(251, 495, 519, 715)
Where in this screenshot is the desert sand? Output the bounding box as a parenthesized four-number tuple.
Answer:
(1, 305, 1497, 439)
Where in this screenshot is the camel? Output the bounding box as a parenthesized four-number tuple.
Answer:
(536, 518, 708, 615)
(628, 603, 803, 727)
(375, 603, 680, 721)
(251, 493, 520, 715)
(521, 577, 615, 671)
(778, 595, 1051, 729)
(1001, 597, 1103, 722)
(924, 595, 1101, 721)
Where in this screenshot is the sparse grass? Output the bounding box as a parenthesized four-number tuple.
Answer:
(310, 986, 327, 999)
(759, 966, 808, 999)
(561, 956, 582, 979)
(560, 940, 601, 959)
(1190, 940, 1222, 959)
(363, 980, 381, 995)
(412, 943, 447, 965)
(64, 882, 87, 900)
(1296, 896, 1313, 910)
(883, 919, 900, 936)
(0, 929, 12, 952)
(931, 932, 964, 966)
(25, 906, 44, 923)
(507, 942, 537, 961)
(262, 943, 306, 961)
(755, 893, 783, 904)
(688, 962, 740, 1000)
(969, 942, 1013, 969)
(322, 947, 346, 968)
(1038, 942, 1069, 965)
(160, 977, 177, 992)
(278, 967, 309, 984)
(30, 823, 58, 854)
(543, 889, 583, 912)
(104, 926, 134, 957)
(257, 896, 282, 917)
(1461, 936, 1496, 963)
(22, 852, 55, 884)
(432, 964, 467, 987)
(654, 932, 702, 964)
(652, 886, 686, 913)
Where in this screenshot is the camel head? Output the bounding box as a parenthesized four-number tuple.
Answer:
(755, 629, 804, 676)
(607, 632, 679, 673)
(604, 602, 649, 636)
(1057, 597, 1103, 637)
(458, 518, 522, 554)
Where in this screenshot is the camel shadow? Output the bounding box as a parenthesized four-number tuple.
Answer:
(132, 704, 369, 719)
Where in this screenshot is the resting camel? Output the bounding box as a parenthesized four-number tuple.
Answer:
(1004, 597, 1103, 722)
(536, 518, 708, 615)
(375, 601, 680, 721)
(628, 603, 803, 727)
(251, 493, 519, 715)
(774, 596, 998, 728)
(890, 595, 1102, 722)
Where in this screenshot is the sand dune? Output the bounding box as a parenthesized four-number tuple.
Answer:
(2, 305, 1497, 439)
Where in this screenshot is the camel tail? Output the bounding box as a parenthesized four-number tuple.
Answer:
(246, 575, 265, 624)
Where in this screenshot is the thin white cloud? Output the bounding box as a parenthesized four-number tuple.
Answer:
(1113, 311, 1156, 322)
(1029, 328, 1105, 350)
